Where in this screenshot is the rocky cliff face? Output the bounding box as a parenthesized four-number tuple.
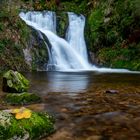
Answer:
(0, 0, 49, 72)
(0, 0, 30, 72)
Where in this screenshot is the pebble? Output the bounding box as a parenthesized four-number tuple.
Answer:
(105, 90, 119, 94)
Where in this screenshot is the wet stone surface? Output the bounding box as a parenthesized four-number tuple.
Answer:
(43, 89, 140, 140)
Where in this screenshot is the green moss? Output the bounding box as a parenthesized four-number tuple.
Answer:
(86, 0, 140, 70)
(3, 70, 29, 93)
(0, 110, 55, 140)
(87, 0, 140, 49)
(29, 29, 49, 71)
(98, 43, 140, 71)
(0, 0, 31, 72)
(5, 92, 41, 105)
(56, 12, 68, 38)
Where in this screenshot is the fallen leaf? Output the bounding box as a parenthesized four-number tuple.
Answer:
(10, 108, 32, 120)
(15, 112, 24, 120)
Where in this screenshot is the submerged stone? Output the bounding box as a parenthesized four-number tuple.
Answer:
(105, 90, 119, 94)
(5, 92, 41, 105)
(0, 110, 55, 140)
(2, 70, 29, 93)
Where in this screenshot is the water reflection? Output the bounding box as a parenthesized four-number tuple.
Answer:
(25, 72, 92, 94)
(24, 71, 140, 96)
(47, 72, 89, 93)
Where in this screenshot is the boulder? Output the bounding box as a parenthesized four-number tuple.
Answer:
(2, 70, 29, 93)
(0, 110, 55, 140)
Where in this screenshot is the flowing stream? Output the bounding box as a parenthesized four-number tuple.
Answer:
(19, 11, 134, 73)
(1, 72, 139, 139)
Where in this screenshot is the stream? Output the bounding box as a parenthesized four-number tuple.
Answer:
(1, 71, 139, 140)
(0, 72, 140, 139)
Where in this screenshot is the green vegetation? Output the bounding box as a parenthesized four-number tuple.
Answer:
(3, 70, 42, 105)
(0, 110, 55, 140)
(98, 43, 140, 70)
(86, 0, 140, 70)
(57, 12, 68, 38)
(5, 92, 41, 105)
(0, 0, 31, 71)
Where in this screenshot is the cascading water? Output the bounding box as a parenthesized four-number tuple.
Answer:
(20, 11, 93, 71)
(19, 11, 133, 73)
(66, 12, 88, 62)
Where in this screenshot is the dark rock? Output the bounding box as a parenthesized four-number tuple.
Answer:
(89, 51, 99, 64)
(105, 90, 119, 94)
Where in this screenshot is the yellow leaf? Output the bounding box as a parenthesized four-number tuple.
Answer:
(23, 110, 32, 119)
(11, 107, 32, 120)
(15, 112, 24, 120)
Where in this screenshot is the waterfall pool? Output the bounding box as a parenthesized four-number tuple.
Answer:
(1, 72, 140, 139)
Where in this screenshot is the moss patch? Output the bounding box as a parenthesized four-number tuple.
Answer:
(3, 70, 29, 93)
(85, 0, 140, 70)
(0, 110, 55, 140)
(0, 0, 31, 71)
(56, 12, 68, 38)
(98, 43, 140, 71)
(5, 93, 41, 105)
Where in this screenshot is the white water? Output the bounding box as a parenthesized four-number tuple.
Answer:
(19, 11, 136, 73)
(66, 12, 88, 62)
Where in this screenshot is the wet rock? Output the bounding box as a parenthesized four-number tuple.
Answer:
(89, 52, 95, 63)
(105, 90, 119, 94)
(60, 108, 69, 113)
(87, 135, 102, 140)
(58, 113, 69, 120)
(0, 110, 55, 140)
(47, 129, 72, 140)
(89, 51, 98, 64)
(5, 92, 41, 105)
(2, 70, 29, 93)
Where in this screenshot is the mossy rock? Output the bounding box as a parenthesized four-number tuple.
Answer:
(5, 93, 41, 105)
(0, 110, 55, 140)
(2, 70, 29, 93)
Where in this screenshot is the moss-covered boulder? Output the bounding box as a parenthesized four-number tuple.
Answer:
(5, 92, 41, 105)
(0, 110, 55, 140)
(2, 70, 29, 93)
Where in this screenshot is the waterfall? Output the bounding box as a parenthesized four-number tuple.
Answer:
(66, 12, 88, 62)
(19, 11, 132, 73)
(20, 11, 93, 71)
